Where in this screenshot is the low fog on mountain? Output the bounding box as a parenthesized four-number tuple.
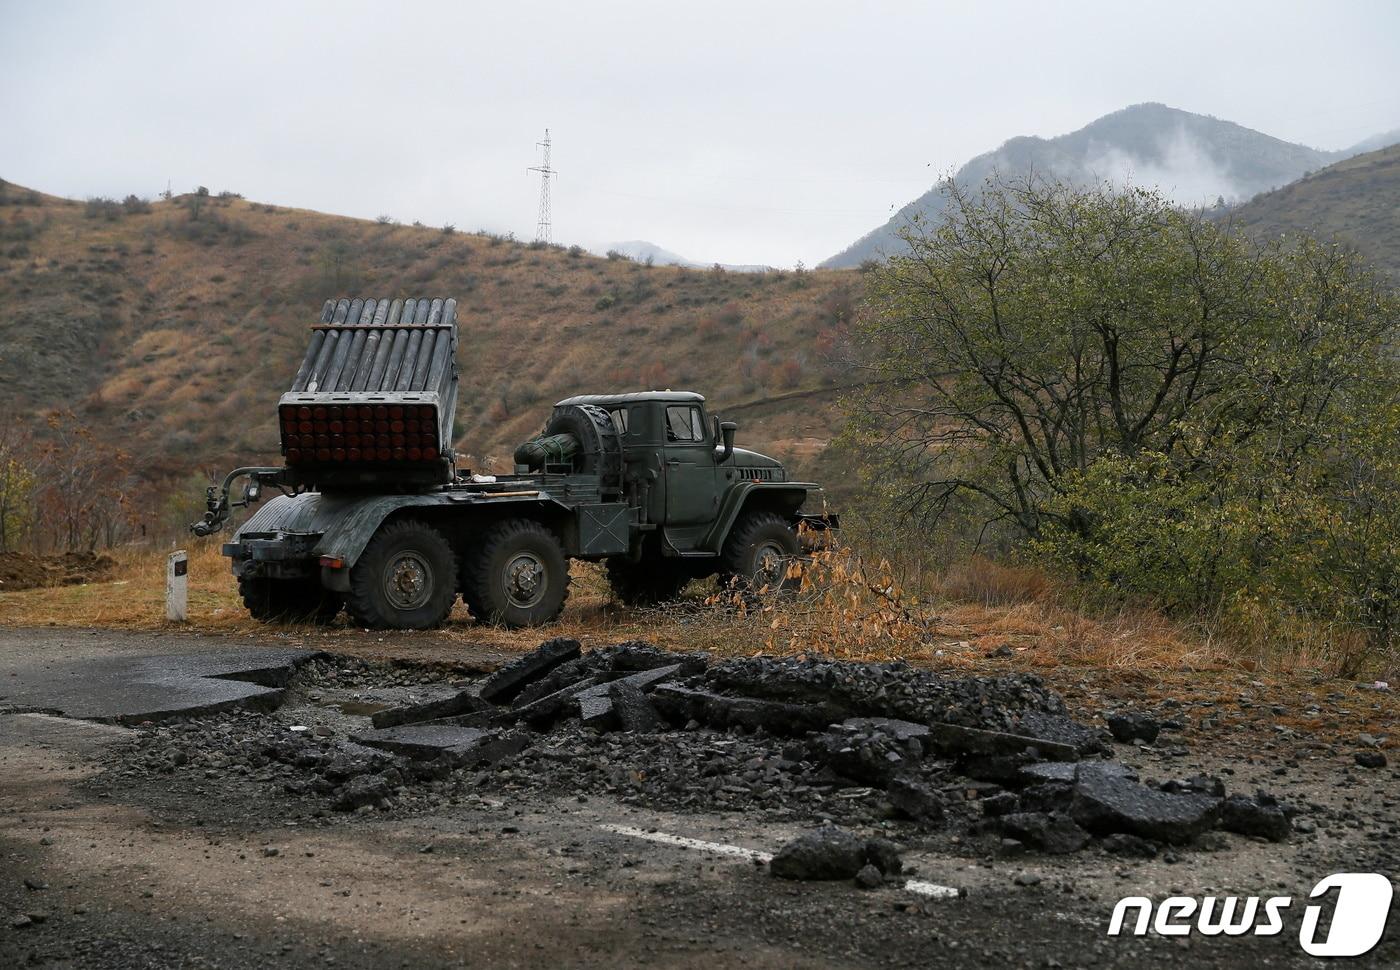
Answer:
(822, 102, 1382, 267)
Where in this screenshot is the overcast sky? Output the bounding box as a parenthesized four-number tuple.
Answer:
(3, 1, 1398, 266)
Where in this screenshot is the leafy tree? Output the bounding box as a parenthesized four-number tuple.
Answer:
(847, 176, 1400, 648)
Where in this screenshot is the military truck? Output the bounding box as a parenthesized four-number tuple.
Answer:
(193, 296, 835, 629)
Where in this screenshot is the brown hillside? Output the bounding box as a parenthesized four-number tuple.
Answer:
(1230, 143, 1400, 280)
(0, 181, 860, 494)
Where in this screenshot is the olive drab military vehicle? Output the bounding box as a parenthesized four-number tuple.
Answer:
(193, 296, 837, 629)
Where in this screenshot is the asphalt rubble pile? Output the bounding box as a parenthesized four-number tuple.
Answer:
(114, 637, 1300, 876)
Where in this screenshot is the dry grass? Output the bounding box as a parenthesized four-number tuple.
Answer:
(9, 542, 1395, 754)
(4, 542, 1355, 680)
(0, 543, 249, 631)
(935, 556, 1051, 606)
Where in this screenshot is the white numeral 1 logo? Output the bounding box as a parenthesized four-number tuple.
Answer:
(1299, 873, 1393, 957)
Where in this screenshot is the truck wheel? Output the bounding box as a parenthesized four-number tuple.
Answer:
(346, 520, 457, 630)
(239, 576, 342, 624)
(605, 557, 691, 606)
(463, 519, 570, 627)
(720, 512, 799, 591)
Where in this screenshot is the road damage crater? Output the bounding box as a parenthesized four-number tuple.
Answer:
(99, 640, 1303, 864)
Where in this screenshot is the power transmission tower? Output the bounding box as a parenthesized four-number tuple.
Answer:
(528, 129, 555, 244)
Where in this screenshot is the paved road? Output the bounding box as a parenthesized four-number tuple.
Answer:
(1, 627, 1394, 968)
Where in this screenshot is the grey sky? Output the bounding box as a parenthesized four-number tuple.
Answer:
(3, 0, 1398, 266)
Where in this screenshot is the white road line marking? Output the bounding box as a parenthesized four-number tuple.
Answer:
(599, 823, 961, 899)
(599, 823, 772, 862)
(904, 879, 960, 899)
(14, 712, 129, 734)
(1054, 911, 1100, 927)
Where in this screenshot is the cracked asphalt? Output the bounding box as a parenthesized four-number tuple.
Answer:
(1, 626, 1395, 968)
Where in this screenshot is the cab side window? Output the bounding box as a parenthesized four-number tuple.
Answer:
(607, 407, 630, 434)
(665, 405, 704, 442)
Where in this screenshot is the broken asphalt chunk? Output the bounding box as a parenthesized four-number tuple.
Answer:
(808, 725, 918, 785)
(513, 677, 600, 727)
(864, 837, 904, 876)
(1013, 711, 1108, 756)
(610, 680, 663, 733)
(1017, 760, 1137, 786)
(927, 721, 1079, 762)
(576, 664, 683, 730)
(1219, 793, 1291, 842)
(651, 684, 846, 735)
(1070, 770, 1221, 844)
(331, 773, 393, 811)
(1100, 832, 1159, 858)
(1105, 711, 1161, 744)
(994, 811, 1091, 854)
(370, 688, 491, 729)
(840, 717, 930, 743)
(352, 725, 529, 768)
(416, 707, 522, 731)
(478, 638, 581, 704)
(770, 827, 868, 881)
(886, 776, 947, 825)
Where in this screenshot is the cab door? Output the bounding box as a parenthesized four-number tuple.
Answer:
(661, 404, 717, 527)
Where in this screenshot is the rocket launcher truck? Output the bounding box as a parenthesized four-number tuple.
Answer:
(193, 295, 835, 629)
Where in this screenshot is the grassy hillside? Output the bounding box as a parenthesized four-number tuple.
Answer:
(1229, 143, 1400, 280)
(0, 181, 860, 504)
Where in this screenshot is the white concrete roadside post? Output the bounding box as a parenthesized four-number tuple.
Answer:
(167, 550, 189, 622)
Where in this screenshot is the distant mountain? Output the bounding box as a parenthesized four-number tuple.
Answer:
(1346, 128, 1400, 156)
(597, 240, 770, 273)
(1229, 143, 1400, 281)
(599, 240, 702, 267)
(822, 103, 1346, 268)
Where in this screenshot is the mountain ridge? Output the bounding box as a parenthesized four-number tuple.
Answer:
(1228, 142, 1400, 280)
(822, 102, 1357, 268)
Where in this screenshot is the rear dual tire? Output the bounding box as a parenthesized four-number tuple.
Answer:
(346, 520, 458, 630)
(239, 576, 342, 624)
(461, 519, 570, 628)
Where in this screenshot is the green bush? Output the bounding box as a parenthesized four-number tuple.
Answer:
(848, 175, 1400, 654)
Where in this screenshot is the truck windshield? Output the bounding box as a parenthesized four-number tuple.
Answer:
(665, 405, 704, 442)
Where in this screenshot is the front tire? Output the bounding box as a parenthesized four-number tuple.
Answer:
(346, 520, 457, 630)
(462, 519, 570, 627)
(720, 512, 799, 591)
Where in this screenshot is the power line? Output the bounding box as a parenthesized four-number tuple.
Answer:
(528, 129, 555, 243)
